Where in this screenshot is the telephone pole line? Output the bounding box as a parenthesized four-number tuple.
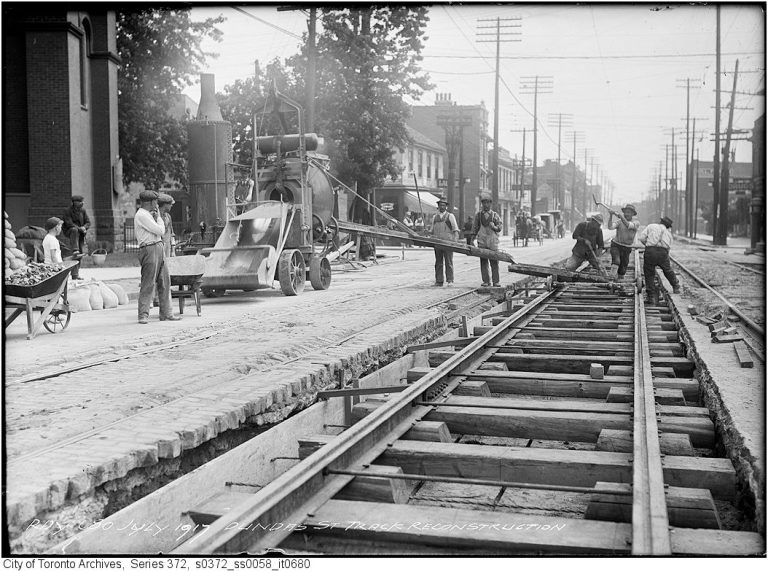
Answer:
(717, 59, 740, 244)
(713, 5, 723, 244)
(677, 77, 701, 236)
(547, 113, 573, 213)
(567, 130, 585, 227)
(510, 127, 528, 213)
(477, 16, 522, 211)
(520, 76, 554, 215)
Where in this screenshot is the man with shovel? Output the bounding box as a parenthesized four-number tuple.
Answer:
(565, 213, 605, 273)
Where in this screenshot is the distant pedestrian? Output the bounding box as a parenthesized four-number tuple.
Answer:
(565, 214, 605, 272)
(639, 216, 681, 305)
(463, 216, 474, 245)
(402, 210, 414, 230)
(62, 195, 90, 278)
(414, 215, 425, 233)
(42, 217, 63, 265)
(472, 193, 502, 287)
(157, 193, 176, 258)
(429, 195, 459, 286)
(608, 203, 640, 281)
(134, 190, 181, 324)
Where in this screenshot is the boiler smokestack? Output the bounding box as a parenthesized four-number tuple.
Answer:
(196, 73, 223, 121)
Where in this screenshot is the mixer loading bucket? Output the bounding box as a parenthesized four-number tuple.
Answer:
(201, 202, 289, 291)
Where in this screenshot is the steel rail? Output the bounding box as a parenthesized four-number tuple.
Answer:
(173, 287, 559, 554)
(670, 254, 765, 338)
(631, 250, 672, 555)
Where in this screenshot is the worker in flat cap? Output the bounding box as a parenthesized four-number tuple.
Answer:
(61, 195, 90, 278)
(471, 192, 503, 287)
(639, 215, 680, 305)
(608, 203, 640, 281)
(134, 190, 181, 324)
(157, 193, 176, 258)
(565, 213, 605, 272)
(428, 194, 459, 286)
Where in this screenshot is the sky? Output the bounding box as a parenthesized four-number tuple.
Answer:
(183, 2, 765, 206)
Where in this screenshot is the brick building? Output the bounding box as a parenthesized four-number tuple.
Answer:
(2, 6, 121, 249)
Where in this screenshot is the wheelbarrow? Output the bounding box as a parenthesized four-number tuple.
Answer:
(4, 261, 78, 339)
(166, 255, 206, 316)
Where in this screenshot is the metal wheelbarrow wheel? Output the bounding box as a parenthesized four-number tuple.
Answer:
(43, 306, 71, 334)
(309, 255, 332, 291)
(278, 249, 306, 296)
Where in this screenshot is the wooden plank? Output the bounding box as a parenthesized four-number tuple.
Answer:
(733, 341, 754, 368)
(490, 353, 633, 374)
(360, 440, 737, 499)
(586, 482, 720, 529)
(188, 490, 255, 526)
(404, 421, 453, 443)
(301, 500, 631, 554)
(453, 381, 491, 397)
(669, 528, 765, 555)
(595, 430, 695, 457)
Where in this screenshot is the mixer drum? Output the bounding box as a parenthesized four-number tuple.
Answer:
(307, 162, 335, 228)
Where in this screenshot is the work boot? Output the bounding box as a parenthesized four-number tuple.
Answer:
(672, 284, 681, 294)
(609, 265, 619, 281)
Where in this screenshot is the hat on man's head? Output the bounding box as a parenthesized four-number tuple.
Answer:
(45, 217, 62, 231)
(71, 195, 84, 203)
(660, 216, 673, 228)
(590, 213, 604, 224)
(622, 203, 637, 216)
(479, 192, 492, 202)
(157, 193, 175, 205)
(435, 194, 448, 205)
(139, 190, 159, 202)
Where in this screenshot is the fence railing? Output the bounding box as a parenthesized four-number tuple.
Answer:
(122, 218, 185, 252)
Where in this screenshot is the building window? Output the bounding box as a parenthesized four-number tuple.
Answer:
(408, 148, 414, 174)
(427, 153, 432, 181)
(418, 150, 423, 178)
(434, 154, 439, 180)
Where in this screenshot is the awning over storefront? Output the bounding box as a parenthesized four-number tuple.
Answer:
(403, 190, 441, 214)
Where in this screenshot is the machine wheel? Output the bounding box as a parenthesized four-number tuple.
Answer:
(309, 255, 332, 290)
(278, 249, 306, 296)
(43, 307, 71, 333)
(202, 287, 226, 298)
(325, 217, 339, 241)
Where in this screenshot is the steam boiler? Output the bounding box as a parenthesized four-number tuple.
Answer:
(198, 84, 338, 297)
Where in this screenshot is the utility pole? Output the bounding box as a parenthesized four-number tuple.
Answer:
(568, 131, 584, 228)
(712, 5, 722, 243)
(547, 113, 573, 212)
(717, 59, 740, 245)
(437, 108, 472, 223)
(277, 6, 317, 132)
(510, 127, 527, 213)
(677, 77, 701, 236)
(582, 148, 593, 221)
(477, 16, 521, 211)
(658, 162, 663, 218)
(520, 76, 554, 215)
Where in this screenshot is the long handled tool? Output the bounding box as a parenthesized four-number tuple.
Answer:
(592, 193, 611, 211)
(585, 239, 610, 280)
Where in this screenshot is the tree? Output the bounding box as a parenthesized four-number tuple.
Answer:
(299, 7, 432, 219)
(116, 8, 223, 189)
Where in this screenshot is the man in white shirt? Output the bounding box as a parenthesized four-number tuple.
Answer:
(134, 190, 181, 324)
(608, 203, 640, 280)
(639, 215, 680, 305)
(43, 217, 63, 265)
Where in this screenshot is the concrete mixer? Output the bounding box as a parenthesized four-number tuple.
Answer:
(200, 86, 338, 297)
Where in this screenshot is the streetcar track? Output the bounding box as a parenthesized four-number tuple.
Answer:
(158, 252, 762, 556)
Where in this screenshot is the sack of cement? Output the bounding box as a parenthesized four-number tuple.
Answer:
(88, 282, 104, 310)
(99, 281, 119, 309)
(106, 283, 129, 305)
(68, 283, 92, 312)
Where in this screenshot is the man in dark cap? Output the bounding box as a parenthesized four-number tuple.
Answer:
(565, 213, 605, 272)
(62, 195, 90, 278)
(134, 189, 181, 324)
(639, 215, 680, 304)
(472, 192, 503, 287)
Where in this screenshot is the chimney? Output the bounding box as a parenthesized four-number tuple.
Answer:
(435, 92, 453, 107)
(196, 73, 223, 121)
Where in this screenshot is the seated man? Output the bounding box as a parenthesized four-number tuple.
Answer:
(565, 214, 604, 272)
(62, 195, 90, 278)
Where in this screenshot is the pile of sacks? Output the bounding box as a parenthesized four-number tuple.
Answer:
(67, 279, 130, 312)
(4, 211, 28, 272)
